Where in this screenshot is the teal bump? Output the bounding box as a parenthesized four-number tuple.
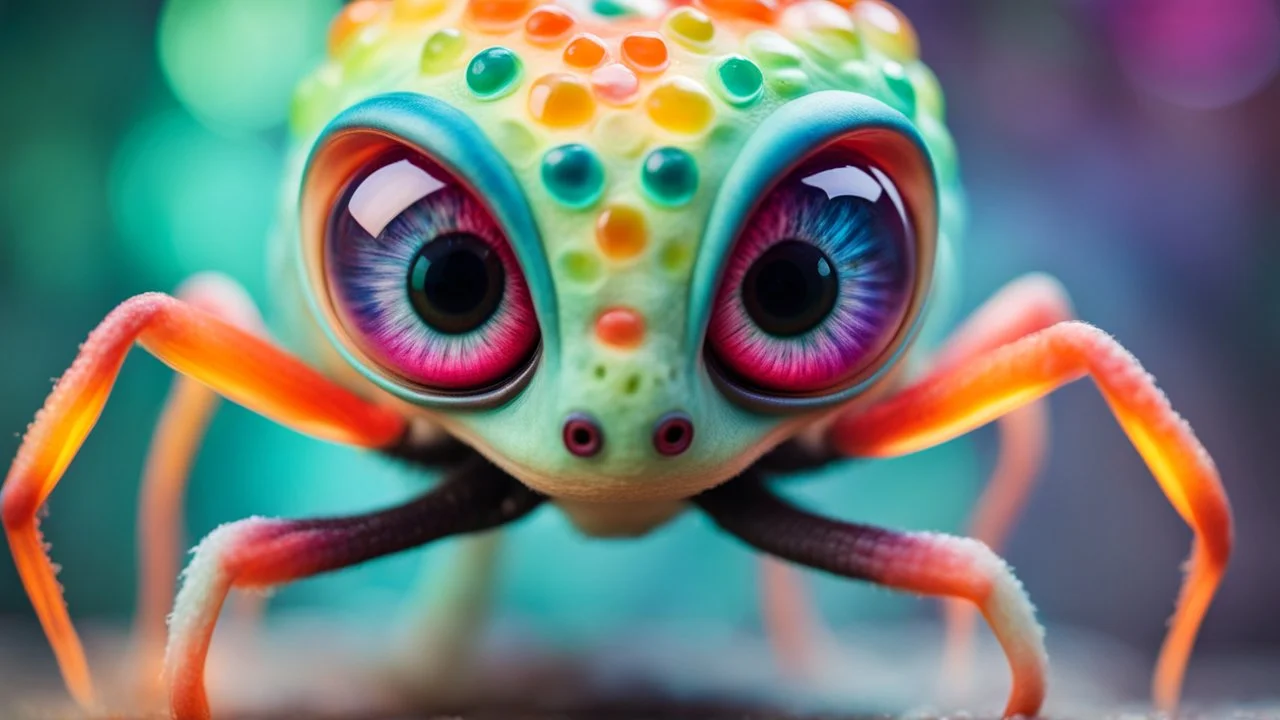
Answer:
(882, 61, 918, 116)
(641, 147, 699, 207)
(713, 55, 764, 107)
(466, 46, 523, 99)
(592, 0, 633, 17)
(541, 144, 605, 209)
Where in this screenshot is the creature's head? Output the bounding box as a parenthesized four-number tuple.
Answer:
(273, 0, 963, 504)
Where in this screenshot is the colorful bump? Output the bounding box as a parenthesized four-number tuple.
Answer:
(564, 33, 609, 69)
(466, 47, 523, 98)
(641, 147, 699, 207)
(595, 307, 647, 349)
(646, 77, 715, 135)
(420, 28, 465, 74)
(621, 32, 670, 74)
(524, 5, 575, 45)
(542, 144, 606, 208)
(595, 205, 648, 260)
(713, 55, 764, 106)
(529, 73, 596, 127)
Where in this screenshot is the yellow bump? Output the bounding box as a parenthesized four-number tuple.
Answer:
(529, 73, 596, 128)
(595, 205, 648, 260)
(645, 77, 715, 135)
(663, 7, 715, 51)
(853, 0, 919, 62)
(393, 0, 447, 21)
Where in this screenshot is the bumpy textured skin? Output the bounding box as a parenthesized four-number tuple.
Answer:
(271, 0, 964, 505)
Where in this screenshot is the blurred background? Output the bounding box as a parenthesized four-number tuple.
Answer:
(0, 0, 1278, 714)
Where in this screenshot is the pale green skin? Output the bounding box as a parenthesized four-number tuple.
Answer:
(267, 5, 966, 532)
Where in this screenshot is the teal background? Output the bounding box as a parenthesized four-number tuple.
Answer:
(0, 0, 1278, 703)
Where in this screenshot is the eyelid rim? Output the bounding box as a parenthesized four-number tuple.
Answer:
(689, 90, 940, 413)
(296, 92, 554, 410)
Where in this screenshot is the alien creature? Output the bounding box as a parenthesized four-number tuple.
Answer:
(0, 0, 1234, 718)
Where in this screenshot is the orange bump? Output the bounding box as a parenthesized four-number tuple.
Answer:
(596, 205, 648, 260)
(525, 5, 576, 45)
(564, 33, 609, 68)
(596, 307, 647, 349)
(529, 73, 596, 128)
(330, 0, 389, 56)
(695, 0, 777, 23)
(621, 32, 670, 74)
(466, 0, 532, 31)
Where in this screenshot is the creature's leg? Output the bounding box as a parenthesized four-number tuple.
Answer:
(166, 459, 543, 720)
(385, 531, 504, 705)
(0, 293, 408, 710)
(132, 275, 265, 703)
(759, 275, 1071, 685)
(827, 321, 1233, 712)
(699, 476, 1047, 718)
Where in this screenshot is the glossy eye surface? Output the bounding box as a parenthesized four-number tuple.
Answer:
(326, 149, 538, 391)
(707, 149, 915, 395)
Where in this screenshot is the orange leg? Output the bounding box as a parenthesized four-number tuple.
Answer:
(132, 275, 266, 706)
(0, 292, 408, 712)
(828, 321, 1234, 713)
(759, 275, 1072, 688)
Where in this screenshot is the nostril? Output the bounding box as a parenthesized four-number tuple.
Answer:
(653, 412, 694, 457)
(563, 413, 604, 458)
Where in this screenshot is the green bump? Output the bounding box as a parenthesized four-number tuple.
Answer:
(714, 55, 764, 106)
(745, 31, 803, 69)
(421, 28, 465, 75)
(659, 240, 693, 274)
(641, 147, 699, 207)
(767, 68, 811, 98)
(882, 61, 918, 116)
(542, 144, 605, 209)
(467, 47, 522, 99)
(559, 249, 603, 284)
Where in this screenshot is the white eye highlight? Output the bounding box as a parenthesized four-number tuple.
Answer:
(348, 159, 447, 237)
(800, 165, 883, 203)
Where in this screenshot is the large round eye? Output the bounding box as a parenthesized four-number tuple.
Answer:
(325, 149, 539, 392)
(707, 148, 916, 395)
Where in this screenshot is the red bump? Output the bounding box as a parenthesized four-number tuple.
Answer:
(596, 307, 647, 349)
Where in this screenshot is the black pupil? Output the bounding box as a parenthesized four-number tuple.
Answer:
(407, 232, 505, 335)
(742, 240, 839, 337)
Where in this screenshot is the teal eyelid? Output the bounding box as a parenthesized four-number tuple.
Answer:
(296, 92, 556, 409)
(687, 90, 941, 412)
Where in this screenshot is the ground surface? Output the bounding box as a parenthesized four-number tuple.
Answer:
(2, 615, 1277, 719)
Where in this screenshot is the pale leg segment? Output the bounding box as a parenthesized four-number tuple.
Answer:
(133, 274, 266, 706)
(165, 459, 544, 720)
(828, 320, 1233, 712)
(700, 477, 1047, 719)
(0, 292, 407, 710)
